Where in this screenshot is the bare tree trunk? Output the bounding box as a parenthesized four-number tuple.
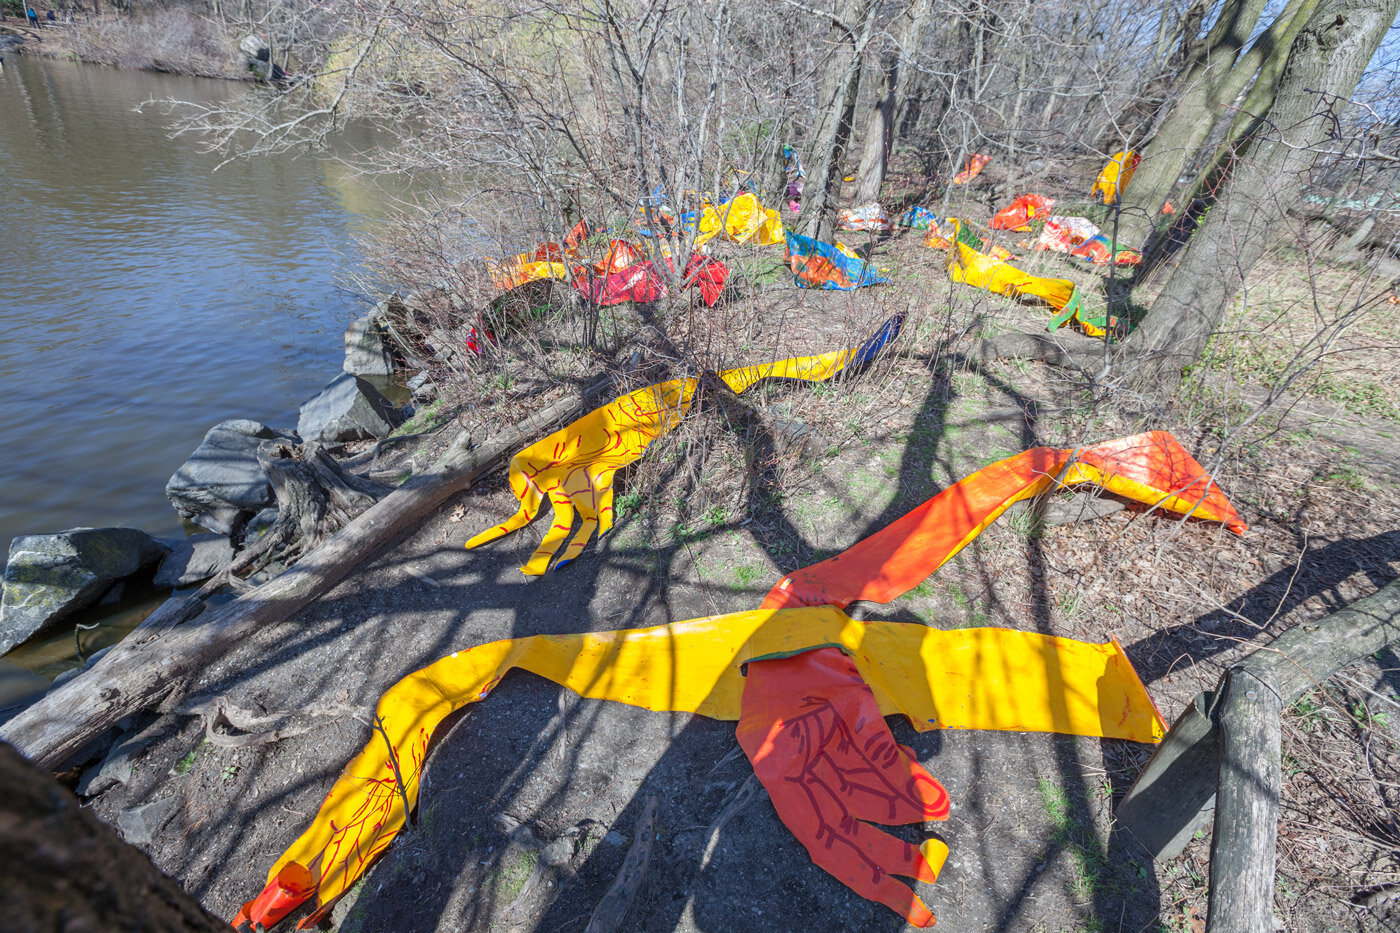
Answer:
(1162, 0, 1323, 240)
(0, 742, 226, 933)
(1125, 0, 1400, 390)
(1111, 0, 1272, 246)
(852, 0, 932, 204)
(794, 0, 878, 243)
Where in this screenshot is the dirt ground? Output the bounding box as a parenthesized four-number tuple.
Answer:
(69, 210, 1400, 933)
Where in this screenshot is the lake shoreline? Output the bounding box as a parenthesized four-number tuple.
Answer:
(1, 12, 256, 83)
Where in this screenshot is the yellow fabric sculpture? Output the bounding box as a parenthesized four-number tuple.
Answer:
(241, 607, 1163, 927)
(694, 192, 785, 248)
(1091, 150, 1141, 205)
(465, 334, 896, 574)
(948, 241, 1115, 337)
(236, 425, 1244, 930)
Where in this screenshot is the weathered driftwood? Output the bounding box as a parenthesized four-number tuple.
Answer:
(1206, 666, 1283, 933)
(1114, 577, 1400, 929)
(0, 740, 227, 932)
(584, 795, 658, 933)
(1, 384, 606, 769)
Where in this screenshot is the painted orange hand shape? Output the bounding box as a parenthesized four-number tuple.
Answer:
(738, 647, 951, 927)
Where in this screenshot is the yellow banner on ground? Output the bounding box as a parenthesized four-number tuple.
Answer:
(246, 606, 1163, 924)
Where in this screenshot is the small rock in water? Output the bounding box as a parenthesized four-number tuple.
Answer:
(343, 307, 394, 377)
(0, 527, 169, 655)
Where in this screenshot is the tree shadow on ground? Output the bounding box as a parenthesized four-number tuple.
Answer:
(1123, 529, 1400, 686)
(82, 343, 1179, 933)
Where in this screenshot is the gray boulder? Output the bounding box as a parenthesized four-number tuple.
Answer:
(344, 307, 394, 377)
(153, 533, 235, 589)
(165, 419, 290, 535)
(0, 528, 169, 654)
(297, 372, 401, 444)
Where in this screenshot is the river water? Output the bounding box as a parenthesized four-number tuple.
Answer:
(0, 56, 401, 675)
(0, 56, 401, 545)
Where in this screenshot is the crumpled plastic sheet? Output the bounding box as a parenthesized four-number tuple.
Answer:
(990, 193, 1055, 231)
(951, 153, 991, 184)
(1034, 215, 1101, 255)
(691, 192, 785, 247)
(837, 202, 894, 232)
(922, 216, 984, 252)
(1091, 149, 1140, 205)
(898, 206, 940, 229)
(1071, 234, 1142, 267)
(785, 232, 889, 289)
(462, 314, 905, 574)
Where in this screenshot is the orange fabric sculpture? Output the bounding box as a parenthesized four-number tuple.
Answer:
(990, 194, 1054, 231)
(951, 153, 991, 184)
(738, 647, 951, 927)
(234, 428, 1243, 931)
(486, 221, 589, 291)
(1091, 150, 1141, 205)
(762, 430, 1244, 612)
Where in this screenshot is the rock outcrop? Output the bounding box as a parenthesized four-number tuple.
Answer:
(165, 420, 292, 535)
(0, 528, 169, 654)
(343, 307, 394, 377)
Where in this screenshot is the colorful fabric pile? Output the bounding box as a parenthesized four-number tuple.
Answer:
(1034, 215, 1101, 255)
(837, 202, 894, 232)
(784, 232, 888, 290)
(951, 153, 991, 184)
(990, 194, 1055, 231)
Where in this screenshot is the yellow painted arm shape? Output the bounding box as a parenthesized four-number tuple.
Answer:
(245, 606, 1163, 926)
(465, 337, 893, 574)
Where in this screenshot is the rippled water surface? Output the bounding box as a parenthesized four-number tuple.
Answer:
(0, 56, 397, 548)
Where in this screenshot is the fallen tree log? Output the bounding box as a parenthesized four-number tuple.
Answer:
(964, 330, 1105, 369)
(1113, 576, 1400, 929)
(1, 382, 608, 770)
(1207, 665, 1283, 933)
